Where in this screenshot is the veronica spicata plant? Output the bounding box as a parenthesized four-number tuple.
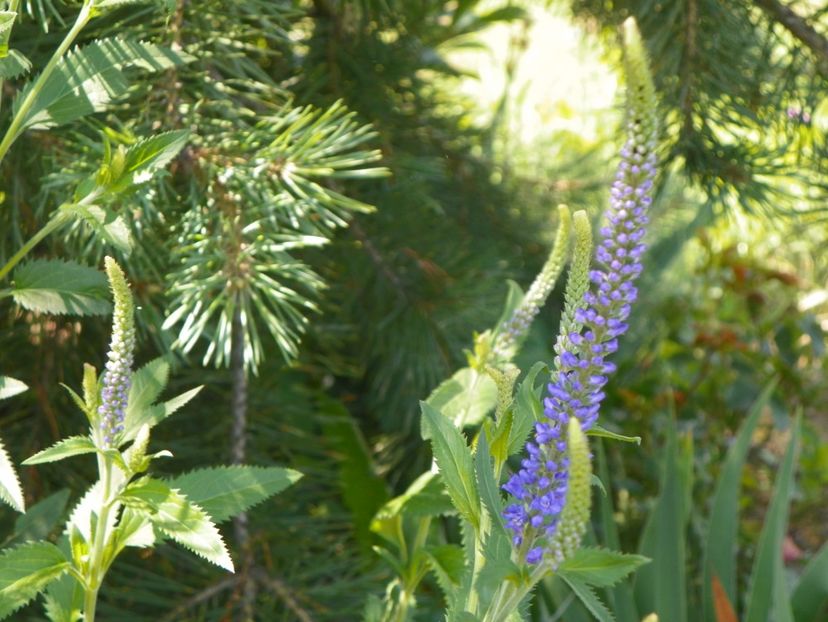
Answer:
(0, 258, 301, 621)
(366, 18, 656, 622)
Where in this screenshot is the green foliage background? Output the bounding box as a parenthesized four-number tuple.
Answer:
(1, 0, 827, 620)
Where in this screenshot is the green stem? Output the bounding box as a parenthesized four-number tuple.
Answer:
(0, 0, 93, 166)
(0, 211, 70, 281)
(465, 510, 491, 616)
(481, 564, 548, 622)
(83, 453, 114, 622)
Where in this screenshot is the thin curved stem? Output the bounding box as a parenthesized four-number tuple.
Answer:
(0, 211, 70, 282)
(0, 1, 94, 166)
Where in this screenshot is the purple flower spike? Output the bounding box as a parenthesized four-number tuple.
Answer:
(503, 17, 658, 567)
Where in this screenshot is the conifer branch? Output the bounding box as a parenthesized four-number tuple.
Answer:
(755, 0, 828, 77)
(680, 0, 699, 138)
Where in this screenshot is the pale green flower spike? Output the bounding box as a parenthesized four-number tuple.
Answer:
(98, 257, 136, 447)
(555, 210, 593, 356)
(622, 17, 658, 142)
(547, 416, 592, 567)
(486, 363, 519, 422)
(494, 205, 573, 360)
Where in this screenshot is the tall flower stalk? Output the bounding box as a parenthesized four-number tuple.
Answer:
(502, 16, 658, 569)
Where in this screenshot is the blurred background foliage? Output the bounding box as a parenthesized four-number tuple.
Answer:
(1, 0, 826, 619)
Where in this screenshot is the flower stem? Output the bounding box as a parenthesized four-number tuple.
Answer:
(0, 1, 94, 167)
(83, 453, 114, 622)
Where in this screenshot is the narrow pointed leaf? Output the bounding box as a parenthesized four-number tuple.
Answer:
(166, 465, 302, 523)
(791, 542, 828, 622)
(587, 425, 641, 445)
(0, 542, 70, 619)
(507, 361, 546, 455)
(11, 260, 110, 316)
(22, 436, 95, 465)
(745, 415, 800, 622)
(475, 430, 507, 537)
(123, 358, 169, 433)
(108, 130, 190, 192)
(635, 420, 692, 622)
(420, 401, 480, 528)
(561, 575, 616, 622)
(15, 38, 192, 132)
(703, 380, 777, 621)
(0, 436, 25, 512)
(558, 548, 650, 588)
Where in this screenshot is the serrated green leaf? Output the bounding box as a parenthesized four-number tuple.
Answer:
(9, 490, 70, 545)
(476, 527, 519, 608)
(424, 543, 465, 608)
(0, 11, 15, 36)
(65, 482, 110, 545)
(62, 204, 132, 254)
(558, 548, 650, 588)
(745, 415, 801, 622)
(0, 541, 70, 619)
(42, 570, 84, 622)
(14, 38, 192, 133)
(591, 474, 607, 497)
(108, 130, 189, 192)
(166, 465, 302, 523)
(421, 401, 480, 528)
(114, 506, 156, 550)
(124, 386, 202, 441)
(587, 425, 641, 445)
(11, 259, 110, 316)
(22, 436, 95, 466)
(0, 436, 25, 513)
(507, 361, 546, 455)
(703, 380, 777, 621)
(120, 477, 233, 571)
(475, 430, 506, 538)
(0, 376, 27, 401)
(423, 367, 498, 436)
(561, 575, 616, 622)
(0, 50, 31, 79)
(122, 358, 169, 434)
(791, 541, 828, 622)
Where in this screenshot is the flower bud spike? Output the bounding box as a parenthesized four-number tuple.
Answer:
(547, 418, 592, 565)
(494, 205, 572, 361)
(97, 257, 136, 448)
(486, 363, 519, 422)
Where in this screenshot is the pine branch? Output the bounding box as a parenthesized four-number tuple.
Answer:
(158, 576, 239, 622)
(252, 569, 316, 622)
(755, 0, 828, 77)
(680, 0, 700, 138)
